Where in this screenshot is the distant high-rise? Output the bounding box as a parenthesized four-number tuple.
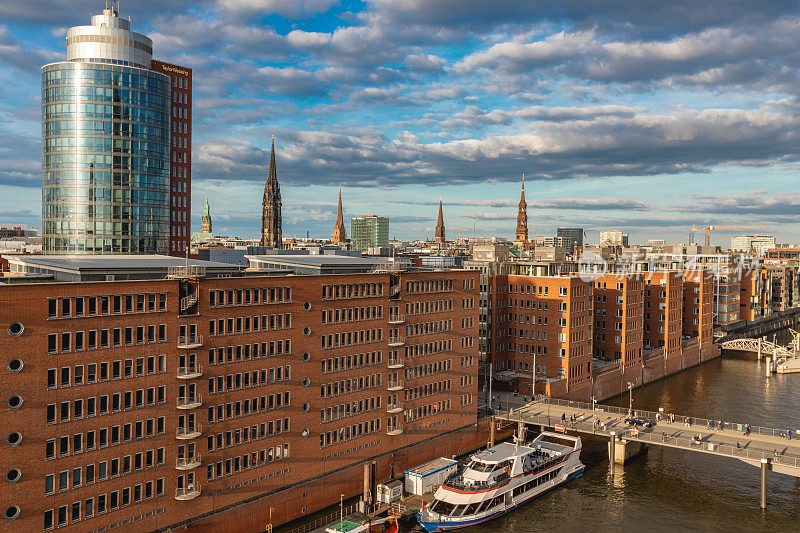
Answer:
(600, 230, 629, 246)
(351, 215, 389, 251)
(435, 200, 446, 244)
(557, 227, 583, 251)
(332, 188, 346, 245)
(261, 138, 282, 248)
(151, 60, 192, 256)
(201, 193, 212, 234)
(515, 174, 528, 243)
(41, 4, 190, 254)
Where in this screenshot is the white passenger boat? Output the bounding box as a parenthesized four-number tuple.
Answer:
(417, 432, 584, 531)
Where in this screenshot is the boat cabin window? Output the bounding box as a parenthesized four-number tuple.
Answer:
(451, 504, 467, 516)
(468, 461, 495, 473)
(475, 499, 492, 514)
(430, 499, 454, 515)
(464, 503, 481, 515)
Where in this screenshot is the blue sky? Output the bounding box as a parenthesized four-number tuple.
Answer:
(1, 0, 800, 246)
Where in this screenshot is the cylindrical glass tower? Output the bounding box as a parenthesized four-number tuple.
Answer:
(41, 7, 171, 254)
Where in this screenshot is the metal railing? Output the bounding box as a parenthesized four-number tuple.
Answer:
(177, 334, 203, 348)
(388, 313, 405, 324)
(175, 485, 201, 500)
(387, 379, 404, 391)
(168, 265, 206, 279)
(387, 357, 404, 368)
(388, 336, 405, 346)
(176, 425, 203, 439)
(176, 454, 202, 469)
(176, 365, 203, 379)
(387, 425, 404, 436)
(387, 403, 404, 413)
(176, 395, 202, 409)
(443, 468, 510, 492)
(281, 502, 360, 533)
(180, 293, 198, 311)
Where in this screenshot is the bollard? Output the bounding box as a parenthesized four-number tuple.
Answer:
(766, 356, 771, 378)
(760, 458, 768, 509)
(609, 431, 616, 478)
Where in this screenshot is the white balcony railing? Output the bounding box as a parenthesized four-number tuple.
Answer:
(387, 358, 405, 369)
(177, 335, 203, 349)
(176, 425, 203, 439)
(176, 395, 202, 409)
(176, 365, 203, 379)
(175, 454, 202, 470)
(387, 379, 404, 391)
(388, 336, 405, 347)
(175, 485, 201, 500)
(387, 403, 403, 414)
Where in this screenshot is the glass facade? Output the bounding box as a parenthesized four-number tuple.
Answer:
(41, 62, 171, 254)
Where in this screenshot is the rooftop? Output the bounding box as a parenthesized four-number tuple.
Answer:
(8, 255, 237, 271)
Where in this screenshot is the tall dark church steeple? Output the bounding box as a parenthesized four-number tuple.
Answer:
(261, 137, 282, 248)
(332, 187, 346, 245)
(435, 199, 445, 244)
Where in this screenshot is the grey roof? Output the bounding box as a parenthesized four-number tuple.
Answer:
(247, 254, 386, 266)
(9, 255, 239, 271)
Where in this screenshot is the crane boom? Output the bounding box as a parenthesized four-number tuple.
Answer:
(690, 225, 768, 247)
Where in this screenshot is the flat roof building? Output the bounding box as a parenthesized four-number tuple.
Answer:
(350, 216, 389, 252)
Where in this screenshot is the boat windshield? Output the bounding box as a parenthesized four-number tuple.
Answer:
(468, 461, 495, 473)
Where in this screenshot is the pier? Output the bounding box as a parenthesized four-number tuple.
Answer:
(496, 396, 800, 508)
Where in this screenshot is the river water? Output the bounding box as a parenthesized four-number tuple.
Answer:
(413, 339, 800, 532)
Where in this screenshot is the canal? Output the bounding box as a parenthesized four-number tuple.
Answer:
(415, 346, 800, 532)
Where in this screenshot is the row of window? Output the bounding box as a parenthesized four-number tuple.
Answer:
(320, 418, 382, 448)
(322, 282, 384, 300)
(320, 350, 383, 374)
(46, 386, 165, 424)
(321, 328, 383, 349)
(47, 325, 167, 354)
(207, 419, 289, 452)
(207, 365, 291, 394)
(45, 418, 166, 460)
(209, 286, 292, 307)
(47, 356, 167, 389)
(207, 391, 291, 424)
(320, 373, 382, 399)
(404, 399, 452, 423)
(208, 340, 292, 365)
(405, 279, 454, 294)
(45, 448, 165, 495)
(405, 299, 453, 316)
(206, 445, 289, 482)
(208, 313, 292, 336)
(320, 395, 381, 424)
(405, 339, 452, 359)
(406, 319, 452, 337)
(405, 380, 452, 402)
(404, 359, 452, 381)
(48, 293, 167, 319)
(322, 305, 383, 324)
(44, 479, 164, 531)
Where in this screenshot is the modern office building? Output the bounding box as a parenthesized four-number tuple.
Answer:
(731, 235, 775, 255)
(151, 61, 192, 256)
(0, 266, 479, 532)
(556, 228, 583, 251)
(350, 215, 389, 251)
(41, 4, 190, 255)
(599, 230, 629, 247)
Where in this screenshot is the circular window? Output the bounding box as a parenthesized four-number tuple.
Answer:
(7, 359, 23, 373)
(303, 327, 311, 336)
(4, 506, 19, 521)
(303, 352, 311, 362)
(303, 302, 312, 311)
(302, 403, 310, 413)
(7, 396, 22, 410)
(302, 377, 311, 387)
(301, 428, 310, 438)
(8, 323, 23, 337)
(5, 469, 20, 484)
(6, 432, 21, 447)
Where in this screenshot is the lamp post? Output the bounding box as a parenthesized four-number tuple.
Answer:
(627, 382, 634, 416)
(592, 396, 597, 429)
(340, 494, 345, 531)
(531, 351, 536, 400)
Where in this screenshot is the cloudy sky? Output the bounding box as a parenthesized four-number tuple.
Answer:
(2, 0, 799, 246)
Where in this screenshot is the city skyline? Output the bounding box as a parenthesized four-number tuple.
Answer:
(2, 1, 800, 244)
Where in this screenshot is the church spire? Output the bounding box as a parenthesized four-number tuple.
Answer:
(261, 136, 282, 248)
(435, 199, 445, 244)
(201, 188, 212, 234)
(332, 187, 347, 245)
(515, 173, 528, 244)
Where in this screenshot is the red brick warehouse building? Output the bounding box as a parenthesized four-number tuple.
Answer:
(0, 267, 480, 532)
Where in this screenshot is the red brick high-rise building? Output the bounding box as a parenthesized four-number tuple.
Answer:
(151, 60, 192, 256)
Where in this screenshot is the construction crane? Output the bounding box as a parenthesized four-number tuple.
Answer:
(690, 225, 767, 247)
(445, 227, 472, 241)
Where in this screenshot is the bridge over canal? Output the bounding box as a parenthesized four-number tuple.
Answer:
(496, 396, 800, 508)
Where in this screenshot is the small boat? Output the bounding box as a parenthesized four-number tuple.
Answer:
(417, 432, 583, 531)
(777, 358, 800, 374)
(326, 514, 399, 533)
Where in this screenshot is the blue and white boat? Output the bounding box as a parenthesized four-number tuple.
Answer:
(416, 431, 584, 531)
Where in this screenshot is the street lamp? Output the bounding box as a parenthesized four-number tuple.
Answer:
(340, 494, 345, 531)
(592, 396, 597, 428)
(531, 350, 536, 400)
(627, 382, 634, 416)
